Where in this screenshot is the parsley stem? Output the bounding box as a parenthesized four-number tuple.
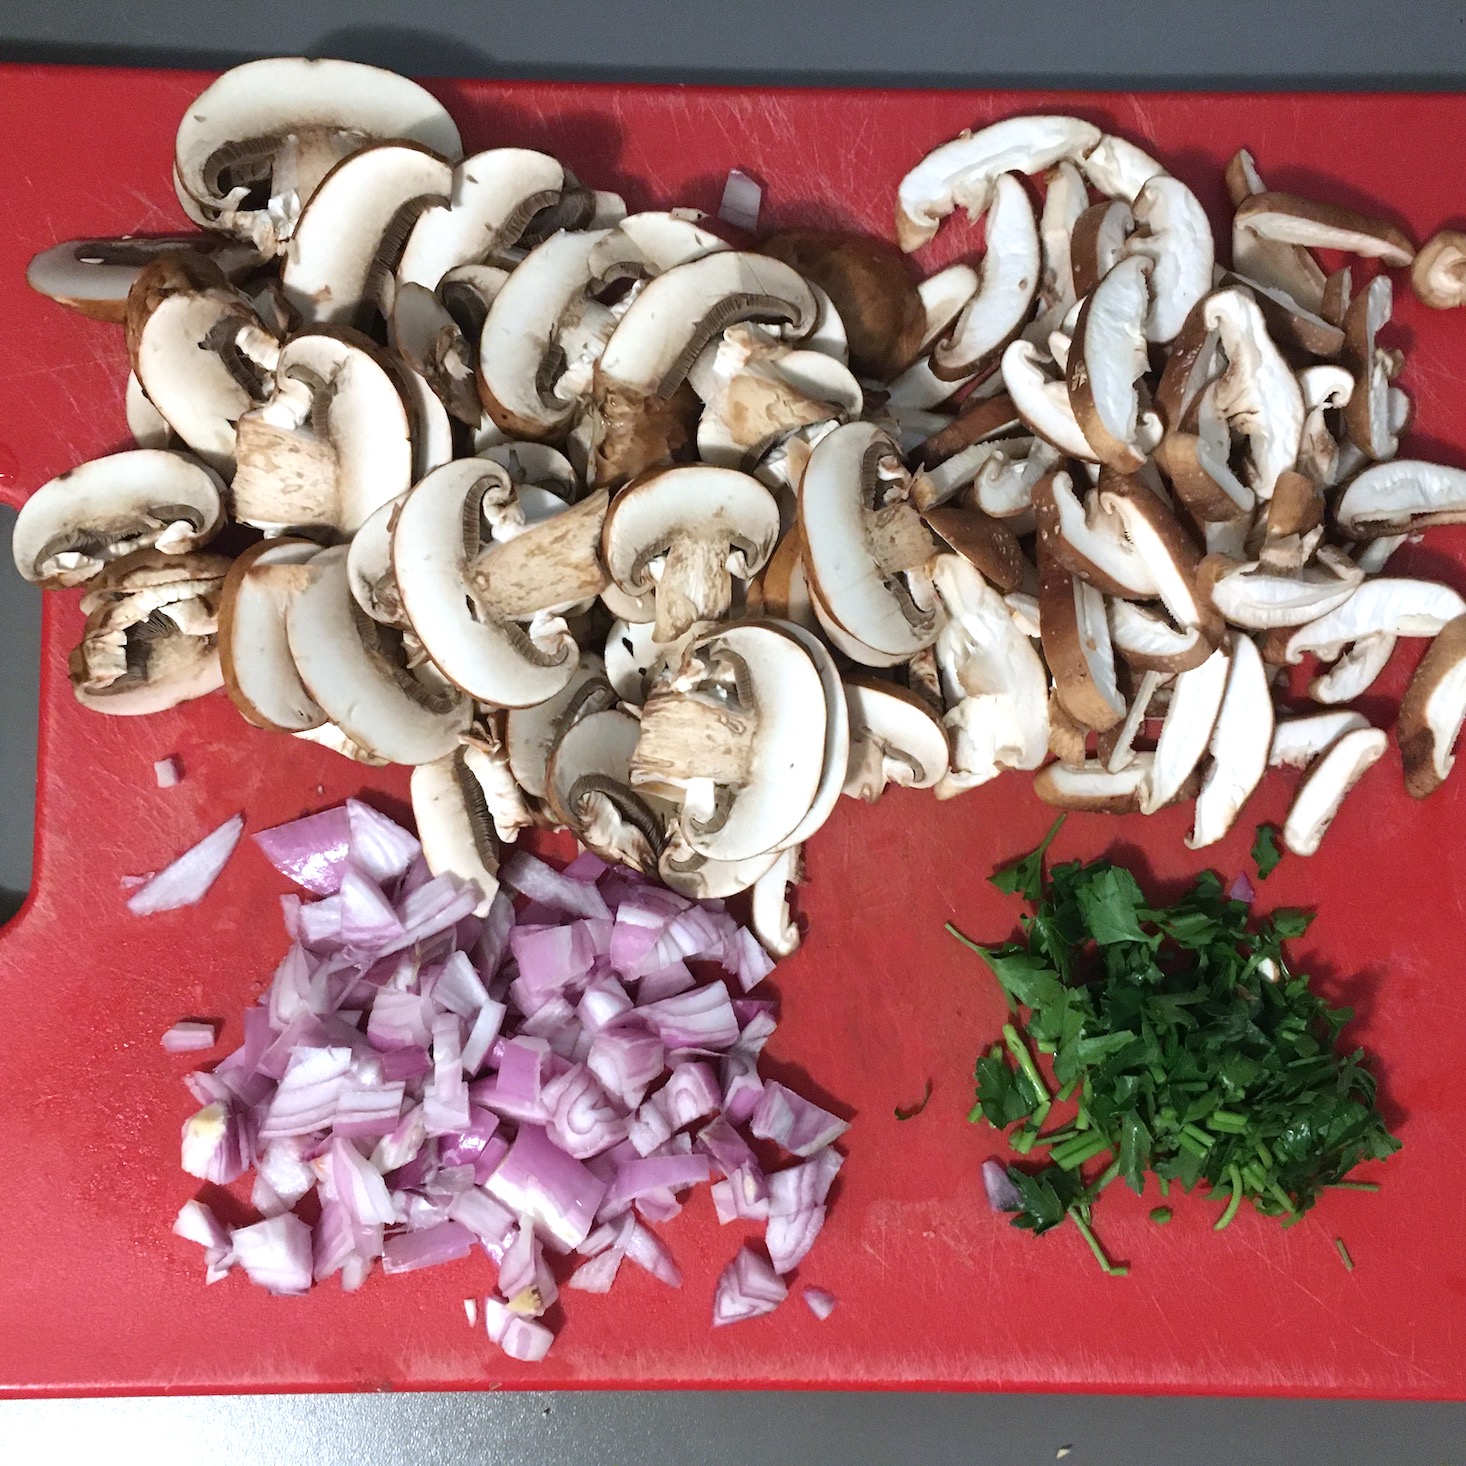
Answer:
(1092, 1158, 1122, 1193)
(1054, 1078, 1078, 1103)
(1158, 1176, 1170, 1198)
(1002, 1024, 1051, 1104)
(1010, 1126, 1038, 1155)
(944, 922, 987, 956)
(1051, 1132, 1111, 1170)
(1213, 1166, 1245, 1231)
(1267, 1182, 1297, 1216)
(1328, 1181, 1380, 1192)
(1176, 1130, 1209, 1160)
(1181, 1123, 1216, 1151)
(1205, 1109, 1249, 1134)
(1334, 1238, 1355, 1271)
(1068, 1208, 1127, 1276)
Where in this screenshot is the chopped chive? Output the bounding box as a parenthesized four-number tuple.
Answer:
(1068, 1208, 1127, 1276)
(1054, 1078, 1078, 1103)
(1158, 1176, 1170, 1198)
(1176, 1130, 1210, 1160)
(1181, 1123, 1216, 1150)
(1010, 1125, 1038, 1156)
(1213, 1166, 1244, 1231)
(1149, 1206, 1173, 1225)
(1334, 1238, 1355, 1271)
(1254, 1140, 1274, 1169)
(1050, 1132, 1111, 1171)
(1092, 1158, 1123, 1193)
(1267, 1182, 1298, 1216)
(1205, 1109, 1249, 1134)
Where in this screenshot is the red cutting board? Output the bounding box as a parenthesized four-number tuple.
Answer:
(3, 66, 1466, 1400)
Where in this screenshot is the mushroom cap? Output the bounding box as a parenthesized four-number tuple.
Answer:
(1282, 726, 1388, 856)
(12, 448, 225, 588)
(174, 58, 461, 238)
(217, 536, 328, 733)
(409, 748, 502, 915)
(1124, 174, 1214, 345)
(285, 544, 470, 764)
(1398, 614, 1466, 798)
(1411, 230, 1466, 311)
(505, 652, 616, 799)
(1284, 577, 1466, 663)
(799, 422, 942, 659)
(895, 114, 1102, 253)
(1186, 632, 1273, 848)
(391, 459, 585, 708)
(1335, 459, 1466, 539)
(921, 504, 1026, 594)
(842, 677, 951, 799)
(771, 618, 851, 850)
(478, 441, 579, 499)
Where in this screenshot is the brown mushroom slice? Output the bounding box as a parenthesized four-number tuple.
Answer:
(930, 174, 1039, 381)
(1122, 175, 1213, 345)
(1201, 551, 1363, 630)
(1341, 275, 1397, 463)
(387, 281, 480, 425)
(218, 537, 327, 732)
(658, 841, 781, 902)
(172, 58, 461, 250)
(749, 846, 804, 959)
(279, 143, 453, 326)
(1307, 633, 1396, 705)
(1030, 160, 1088, 338)
(1186, 633, 1272, 848)
(841, 677, 950, 800)
(410, 749, 503, 914)
(1069, 198, 1134, 299)
(631, 622, 828, 862)
(345, 494, 408, 627)
(913, 434, 1030, 514)
(1295, 364, 1354, 488)
(12, 448, 225, 589)
(1335, 460, 1466, 539)
(1109, 599, 1214, 673)
(126, 373, 174, 450)
(69, 549, 230, 717)
(1225, 150, 1327, 313)
(799, 422, 943, 660)
(1099, 668, 1164, 773)
(1268, 710, 1370, 769)
(1078, 134, 1166, 203)
(1039, 539, 1126, 733)
(396, 149, 566, 290)
(894, 114, 1102, 253)
(1283, 578, 1466, 664)
(914, 392, 1022, 472)
(1215, 270, 1346, 360)
(1398, 614, 1466, 797)
(882, 266, 984, 410)
(392, 461, 604, 707)
(1001, 339, 1098, 461)
(545, 709, 668, 874)
(1139, 642, 1230, 814)
(285, 545, 469, 764)
(1095, 474, 1212, 633)
(1033, 469, 1158, 600)
(506, 653, 616, 800)
(591, 210, 729, 284)
(921, 505, 1025, 593)
(1035, 754, 1156, 813)
(231, 330, 412, 536)
(1233, 191, 1415, 269)
(1411, 230, 1466, 310)
(1281, 726, 1388, 856)
(600, 465, 779, 644)
(26, 233, 258, 323)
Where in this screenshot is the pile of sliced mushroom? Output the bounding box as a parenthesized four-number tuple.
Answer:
(19, 65, 1466, 936)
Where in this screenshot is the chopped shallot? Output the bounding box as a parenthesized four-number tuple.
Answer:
(718, 169, 762, 232)
(803, 1286, 838, 1320)
(154, 756, 181, 788)
(161, 1020, 218, 1053)
(127, 813, 243, 915)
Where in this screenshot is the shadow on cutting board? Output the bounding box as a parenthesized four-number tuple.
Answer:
(0, 510, 39, 926)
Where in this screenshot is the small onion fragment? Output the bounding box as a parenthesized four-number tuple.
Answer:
(128, 813, 244, 915)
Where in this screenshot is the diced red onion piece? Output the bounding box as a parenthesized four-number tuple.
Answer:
(606, 1153, 711, 1207)
(502, 852, 611, 920)
(173, 1198, 229, 1253)
(544, 1065, 630, 1159)
(718, 168, 762, 232)
(484, 1123, 608, 1249)
(154, 755, 182, 788)
(720, 1047, 764, 1127)
(128, 813, 244, 915)
(345, 799, 421, 885)
(587, 1027, 664, 1110)
(258, 1047, 352, 1140)
(231, 1213, 313, 1296)
(695, 1116, 757, 1177)
(447, 1187, 516, 1258)
(367, 990, 433, 1052)
(803, 1286, 837, 1320)
(180, 1101, 251, 1183)
(1229, 871, 1256, 903)
(662, 1061, 721, 1129)
(563, 849, 610, 883)
(750, 1081, 849, 1156)
(767, 1203, 826, 1274)
(730, 927, 777, 992)
(488, 1302, 555, 1363)
(768, 1147, 843, 1216)
(461, 999, 508, 1076)
(161, 1020, 218, 1053)
(981, 1158, 1024, 1212)
(258, 1138, 316, 1209)
(380, 1219, 474, 1274)
(712, 1246, 787, 1326)
(339, 867, 404, 946)
(637, 960, 696, 1002)
(430, 950, 490, 1018)
(254, 808, 352, 895)
(624, 1219, 683, 1287)
(567, 1248, 623, 1293)
(313, 1197, 382, 1289)
(330, 1137, 398, 1225)
(424, 1013, 470, 1136)
(638, 982, 740, 1051)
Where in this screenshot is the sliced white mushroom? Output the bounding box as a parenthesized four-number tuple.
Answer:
(1281, 726, 1388, 855)
(345, 493, 407, 626)
(1122, 174, 1213, 344)
(292, 720, 389, 766)
(12, 449, 225, 588)
(1095, 474, 1213, 632)
(1187, 633, 1272, 847)
(387, 280, 480, 424)
(774, 620, 851, 850)
(505, 654, 616, 800)
(1200, 549, 1364, 630)
(218, 537, 327, 732)
(895, 114, 1102, 252)
(1001, 339, 1098, 461)
(1078, 134, 1166, 203)
(604, 619, 675, 706)
(1283, 577, 1466, 663)
(1035, 754, 1156, 812)
(750, 845, 803, 958)
(410, 749, 503, 914)
(1308, 634, 1395, 704)
(1335, 460, 1466, 539)
(1342, 274, 1397, 463)
(841, 677, 950, 800)
(1398, 614, 1466, 797)
(1269, 710, 1371, 769)
(1109, 599, 1214, 673)
(1029, 160, 1088, 339)
(591, 210, 729, 283)
(1233, 191, 1414, 268)
(916, 264, 982, 347)
(1070, 198, 1135, 298)
(285, 545, 470, 764)
(1139, 643, 1231, 814)
(658, 842, 781, 901)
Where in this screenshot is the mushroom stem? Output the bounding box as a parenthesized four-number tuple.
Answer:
(468, 488, 609, 618)
(634, 691, 755, 787)
(654, 534, 733, 643)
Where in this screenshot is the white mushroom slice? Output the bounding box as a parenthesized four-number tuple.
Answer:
(809, 580, 909, 668)
(1079, 134, 1166, 203)
(1295, 364, 1354, 488)
(1281, 726, 1388, 856)
(974, 438, 1059, 521)
(292, 721, 389, 766)
(1225, 150, 1327, 313)
(505, 654, 616, 800)
(172, 58, 460, 250)
(1202, 289, 1304, 499)
(1123, 175, 1214, 344)
(841, 677, 950, 800)
(1411, 230, 1466, 310)
(1354, 535, 1406, 576)
(750, 846, 803, 958)
(1399, 615, 1466, 797)
(458, 721, 538, 843)
(658, 842, 781, 901)
(387, 281, 479, 424)
(345, 494, 407, 626)
(1308, 633, 1396, 704)
(632, 623, 828, 863)
(1139, 643, 1230, 814)
(218, 538, 327, 732)
(280, 143, 453, 325)
(392, 460, 604, 707)
(476, 227, 611, 439)
(1233, 192, 1414, 268)
(1001, 339, 1098, 461)
(1283, 578, 1466, 663)
(1035, 754, 1156, 812)
(12, 449, 225, 588)
(602, 620, 666, 706)
(1109, 599, 1213, 673)
(1030, 161, 1087, 338)
(126, 372, 174, 449)
(1070, 199, 1135, 297)
(410, 749, 502, 914)
(591, 210, 728, 284)
(230, 330, 412, 536)
(1187, 633, 1272, 847)
(1335, 459, 1466, 540)
(753, 534, 822, 636)
(918, 263, 982, 346)
(600, 465, 779, 644)
(1039, 541, 1126, 733)
(799, 422, 943, 660)
(1201, 551, 1364, 630)
(772, 621, 851, 851)
(1269, 711, 1370, 769)
(396, 149, 565, 290)
(391, 360, 455, 483)
(895, 114, 1102, 252)
(1342, 275, 1397, 463)
(548, 709, 668, 874)
(930, 173, 1039, 380)
(1068, 256, 1161, 472)
(477, 441, 578, 500)
(1096, 475, 1212, 632)
(285, 546, 469, 764)
(1103, 668, 1163, 773)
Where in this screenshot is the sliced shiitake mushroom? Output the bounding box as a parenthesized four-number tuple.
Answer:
(1335, 460, 1466, 539)
(1140, 642, 1230, 814)
(1411, 230, 1466, 311)
(1187, 632, 1272, 848)
(1281, 725, 1388, 856)
(1398, 614, 1466, 798)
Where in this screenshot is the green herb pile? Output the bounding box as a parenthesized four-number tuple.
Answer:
(954, 818, 1401, 1274)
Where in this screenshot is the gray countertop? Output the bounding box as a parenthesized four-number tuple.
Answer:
(3, 5, 1465, 1460)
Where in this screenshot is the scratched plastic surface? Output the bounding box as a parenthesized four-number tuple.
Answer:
(2, 67, 1466, 1399)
